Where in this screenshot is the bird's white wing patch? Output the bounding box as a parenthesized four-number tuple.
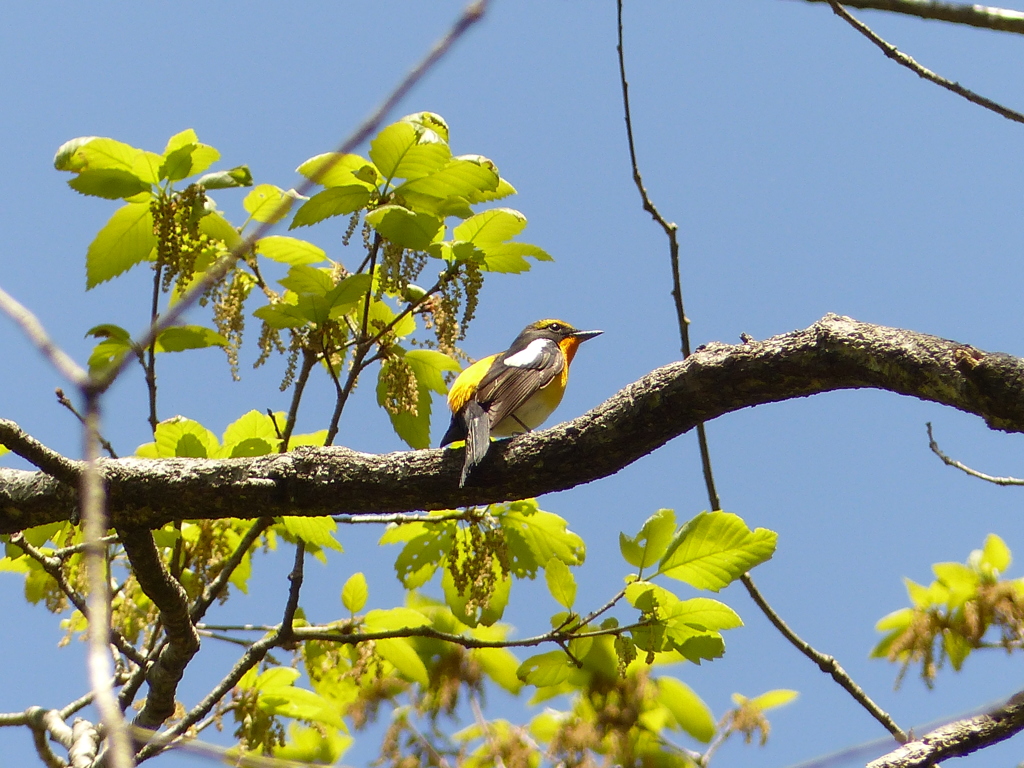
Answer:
(503, 338, 554, 368)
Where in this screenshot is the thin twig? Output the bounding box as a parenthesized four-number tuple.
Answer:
(55, 388, 118, 458)
(0, 283, 89, 387)
(828, 0, 1024, 124)
(797, 0, 1024, 35)
(80, 395, 133, 768)
(616, 0, 721, 511)
(93, 0, 488, 396)
(926, 422, 1024, 485)
(279, 349, 318, 451)
(190, 516, 274, 623)
(740, 573, 907, 742)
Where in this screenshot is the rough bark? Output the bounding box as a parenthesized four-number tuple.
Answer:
(2, 315, 1023, 533)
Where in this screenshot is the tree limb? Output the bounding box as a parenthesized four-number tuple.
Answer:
(1, 315, 1023, 532)
(868, 690, 1024, 767)
(796, 0, 1024, 35)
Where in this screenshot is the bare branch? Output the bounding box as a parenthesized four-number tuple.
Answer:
(55, 389, 118, 458)
(797, 0, 1024, 34)
(926, 421, 1024, 485)
(827, 0, 1024, 124)
(741, 573, 907, 741)
(0, 419, 81, 484)
(868, 690, 1024, 767)
(0, 283, 88, 387)
(118, 527, 200, 729)
(79, 397, 132, 768)
(616, 0, 721, 511)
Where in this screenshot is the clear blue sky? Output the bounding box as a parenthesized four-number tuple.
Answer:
(2, 2, 1024, 766)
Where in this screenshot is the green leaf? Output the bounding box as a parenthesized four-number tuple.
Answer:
(154, 325, 227, 352)
(365, 205, 442, 250)
(369, 121, 450, 182)
(138, 417, 220, 458)
(442, 563, 511, 627)
(290, 186, 373, 229)
(280, 516, 343, 551)
(944, 630, 972, 671)
(253, 301, 309, 329)
(273, 723, 352, 765)
(85, 324, 134, 374)
(342, 572, 368, 613)
(500, 501, 585, 579)
(620, 509, 676, 569)
(244, 184, 296, 224)
(279, 265, 334, 296)
(197, 165, 253, 189)
(395, 155, 499, 201)
(162, 129, 220, 179)
(453, 208, 527, 244)
(665, 597, 743, 632)
(399, 111, 450, 142)
(466, 176, 517, 204)
(473, 647, 524, 694)
(377, 359, 432, 449)
(382, 521, 455, 588)
(749, 689, 799, 711)
(516, 651, 572, 687)
(222, 410, 280, 452)
(479, 242, 553, 273)
(375, 637, 429, 686)
(199, 210, 242, 249)
(363, 607, 431, 631)
(258, 684, 346, 730)
(228, 438, 274, 458)
(658, 511, 777, 591)
(253, 236, 321, 266)
(297, 152, 379, 188)
(86, 202, 156, 288)
(545, 557, 576, 609)
(404, 349, 460, 395)
(657, 676, 715, 743)
(54, 136, 141, 173)
(933, 562, 979, 609)
(980, 533, 1011, 575)
(67, 168, 150, 200)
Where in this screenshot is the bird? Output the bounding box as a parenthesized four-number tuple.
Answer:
(440, 319, 602, 487)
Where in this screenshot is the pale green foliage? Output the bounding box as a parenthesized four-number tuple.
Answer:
(873, 533, 1024, 686)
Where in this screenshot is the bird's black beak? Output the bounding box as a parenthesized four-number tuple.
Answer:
(572, 329, 603, 342)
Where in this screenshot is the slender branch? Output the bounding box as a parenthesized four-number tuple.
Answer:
(145, 262, 162, 435)
(118, 527, 200, 729)
(828, 0, 1024, 124)
(868, 690, 1024, 767)
(616, 0, 721, 512)
(80, 395, 132, 768)
(279, 349, 318, 452)
(93, 0, 487, 396)
(55, 389, 118, 458)
(797, 0, 1024, 34)
(8, 532, 146, 666)
(0, 419, 81, 484)
(740, 573, 906, 741)
(926, 421, 1024, 485)
(0, 283, 89, 387)
(334, 510, 478, 525)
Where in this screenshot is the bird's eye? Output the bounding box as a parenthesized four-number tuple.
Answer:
(547, 322, 563, 332)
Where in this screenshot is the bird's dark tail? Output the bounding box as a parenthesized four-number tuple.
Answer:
(460, 401, 491, 487)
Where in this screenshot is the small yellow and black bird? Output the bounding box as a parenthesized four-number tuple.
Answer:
(440, 319, 602, 486)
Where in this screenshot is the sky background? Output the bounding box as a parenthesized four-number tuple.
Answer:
(2, 1, 1024, 766)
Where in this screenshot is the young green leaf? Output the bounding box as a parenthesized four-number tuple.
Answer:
(290, 186, 373, 229)
(67, 168, 150, 200)
(244, 184, 296, 224)
(54, 136, 141, 173)
(196, 165, 253, 189)
(658, 511, 777, 591)
(620, 509, 676, 569)
(221, 410, 280, 453)
(154, 325, 227, 353)
(656, 676, 715, 743)
(380, 520, 455, 588)
(85, 202, 156, 288)
(374, 638, 429, 686)
(749, 689, 799, 711)
(980, 533, 1012, 575)
(369, 121, 450, 182)
(500, 502, 585, 578)
(280, 517, 343, 551)
(365, 205, 442, 250)
(404, 349, 460, 395)
(377, 360, 432, 449)
(296, 152, 380, 188)
(544, 557, 577, 610)
(137, 417, 220, 459)
(516, 651, 572, 687)
(341, 572, 368, 614)
(394, 155, 500, 201)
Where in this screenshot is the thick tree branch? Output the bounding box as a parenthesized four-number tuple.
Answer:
(1, 315, 1023, 531)
(118, 528, 200, 729)
(797, 0, 1024, 35)
(868, 690, 1024, 767)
